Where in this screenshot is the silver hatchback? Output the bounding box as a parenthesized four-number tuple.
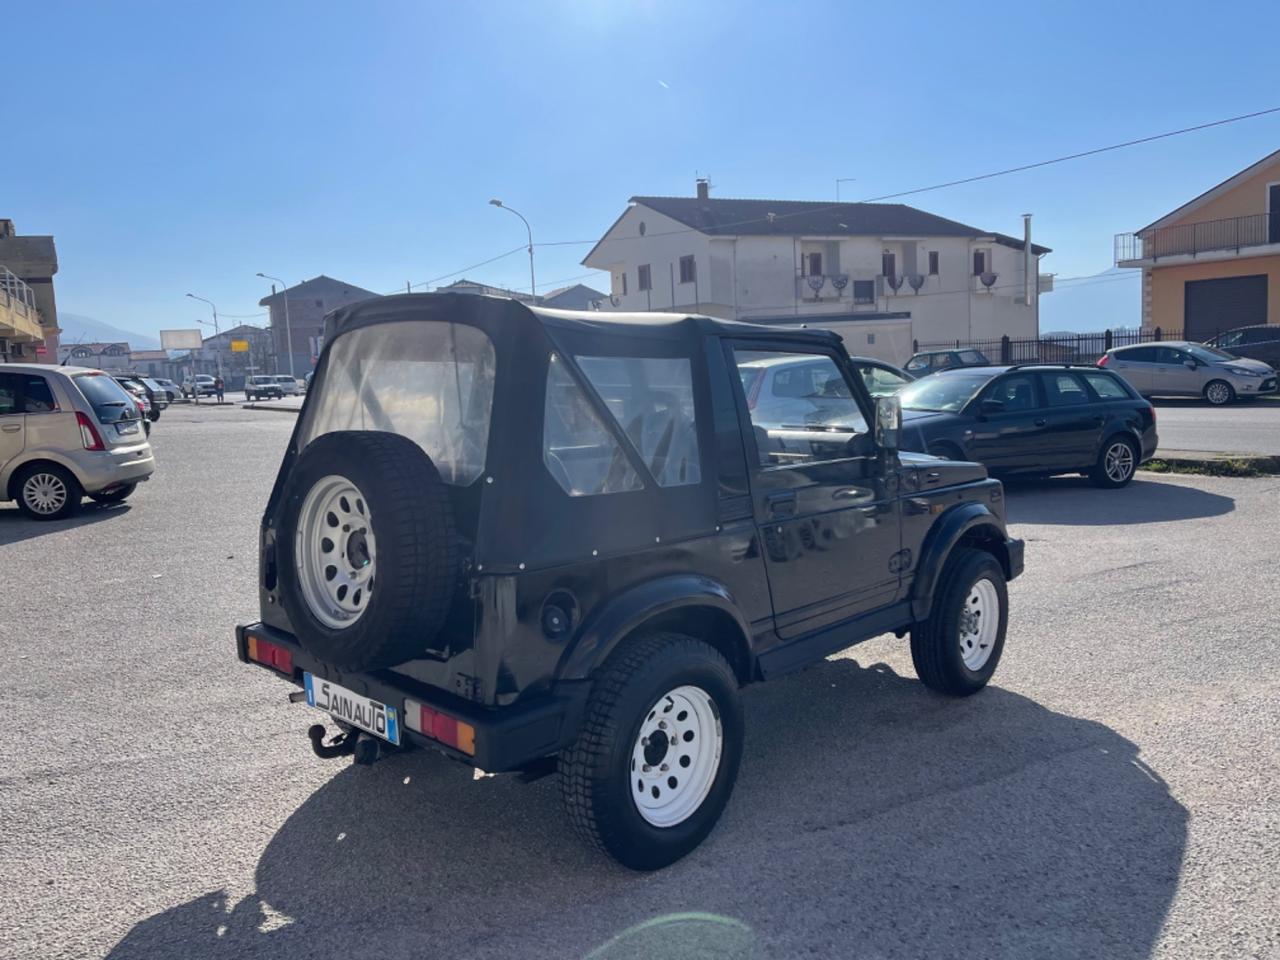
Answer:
(0, 364, 156, 520)
(1100, 341, 1277, 405)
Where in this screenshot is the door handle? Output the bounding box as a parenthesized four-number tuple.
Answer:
(766, 490, 797, 517)
(924, 470, 942, 484)
(1, 423, 20, 433)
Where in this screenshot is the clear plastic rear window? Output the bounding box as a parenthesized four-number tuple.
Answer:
(300, 321, 496, 486)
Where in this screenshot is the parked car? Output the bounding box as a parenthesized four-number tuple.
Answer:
(898, 364, 1158, 488)
(245, 375, 285, 401)
(849, 357, 915, 398)
(1099, 341, 1277, 405)
(236, 294, 1024, 870)
(122, 376, 169, 420)
(904, 348, 991, 377)
(1203, 324, 1280, 369)
(154, 378, 184, 403)
(183, 375, 217, 398)
(0, 364, 155, 519)
(273, 375, 302, 396)
(113, 377, 154, 433)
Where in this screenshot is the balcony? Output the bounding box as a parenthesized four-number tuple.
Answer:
(796, 273, 850, 301)
(1115, 211, 1280, 266)
(0, 265, 44, 344)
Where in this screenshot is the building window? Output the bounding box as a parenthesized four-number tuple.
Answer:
(853, 280, 875, 304)
(928, 251, 939, 275)
(638, 264, 652, 291)
(973, 250, 987, 276)
(679, 255, 696, 284)
(881, 252, 896, 279)
(620, 272, 628, 295)
(804, 252, 823, 277)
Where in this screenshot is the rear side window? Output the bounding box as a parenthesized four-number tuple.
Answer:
(0, 374, 17, 415)
(905, 356, 929, 373)
(1117, 346, 1157, 363)
(958, 350, 988, 365)
(73, 373, 138, 423)
(1041, 372, 1090, 406)
(575, 356, 701, 488)
(1082, 372, 1129, 400)
(300, 321, 496, 486)
(21, 376, 57, 412)
(543, 356, 642, 497)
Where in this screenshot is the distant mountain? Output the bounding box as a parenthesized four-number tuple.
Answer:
(1039, 267, 1141, 334)
(57, 312, 160, 351)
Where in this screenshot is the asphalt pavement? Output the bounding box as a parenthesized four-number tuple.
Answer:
(1, 405, 1277, 959)
(1150, 397, 1280, 455)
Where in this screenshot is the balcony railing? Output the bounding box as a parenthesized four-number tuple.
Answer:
(1115, 211, 1280, 264)
(0, 265, 44, 342)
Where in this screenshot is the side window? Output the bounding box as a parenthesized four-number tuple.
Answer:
(734, 350, 868, 467)
(958, 350, 987, 365)
(574, 356, 701, 488)
(1041, 372, 1090, 406)
(543, 357, 642, 497)
(1081, 372, 1128, 400)
(1154, 346, 1187, 365)
(1218, 330, 1243, 348)
(1120, 346, 1157, 363)
(0, 374, 18, 415)
(858, 364, 909, 398)
(905, 356, 929, 373)
(986, 375, 1038, 411)
(21, 376, 57, 412)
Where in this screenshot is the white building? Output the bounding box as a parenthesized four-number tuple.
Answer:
(583, 181, 1052, 362)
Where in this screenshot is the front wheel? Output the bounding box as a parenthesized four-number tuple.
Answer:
(1089, 435, 1138, 488)
(910, 548, 1007, 696)
(559, 633, 743, 870)
(1204, 380, 1235, 406)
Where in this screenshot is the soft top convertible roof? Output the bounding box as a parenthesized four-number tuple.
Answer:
(324, 292, 844, 349)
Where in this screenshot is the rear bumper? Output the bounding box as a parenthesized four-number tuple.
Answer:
(235, 622, 588, 772)
(74, 446, 155, 493)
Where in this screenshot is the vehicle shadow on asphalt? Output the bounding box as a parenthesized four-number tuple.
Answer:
(105, 659, 1187, 960)
(1004, 476, 1234, 525)
(0, 502, 131, 547)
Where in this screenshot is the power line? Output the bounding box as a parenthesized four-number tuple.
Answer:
(385, 245, 527, 295)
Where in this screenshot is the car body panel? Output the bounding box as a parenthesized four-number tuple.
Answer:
(1207, 324, 1280, 367)
(1105, 341, 1276, 400)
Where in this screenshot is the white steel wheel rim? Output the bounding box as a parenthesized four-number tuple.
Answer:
(1206, 382, 1230, 404)
(631, 685, 723, 828)
(958, 578, 999, 671)
(295, 475, 376, 629)
(23, 473, 68, 515)
(1104, 441, 1134, 483)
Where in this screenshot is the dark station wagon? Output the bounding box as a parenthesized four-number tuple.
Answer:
(237, 294, 1024, 869)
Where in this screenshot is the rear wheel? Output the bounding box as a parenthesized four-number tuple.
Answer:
(560, 633, 743, 870)
(1090, 435, 1138, 488)
(910, 548, 1007, 696)
(89, 483, 136, 504)
(1204, 380, 1235, 406)
(14, 464, 82, 521)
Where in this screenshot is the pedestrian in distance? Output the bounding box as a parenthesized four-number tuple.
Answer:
(214, 375, 225, 403)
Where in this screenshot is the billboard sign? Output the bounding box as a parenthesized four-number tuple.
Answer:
(160, 329, 204, 351)
(230, 339, 249, 353)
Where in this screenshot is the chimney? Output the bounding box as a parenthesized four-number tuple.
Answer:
(1023, 214, 1034, 307)
(696, 178, 710, 202)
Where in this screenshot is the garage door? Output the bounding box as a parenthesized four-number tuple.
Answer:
(1184, 274, 1267, 341)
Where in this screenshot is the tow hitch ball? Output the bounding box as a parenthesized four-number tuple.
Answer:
(307, 724, 381, 765)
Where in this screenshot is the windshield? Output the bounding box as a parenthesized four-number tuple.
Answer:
(1186, 344, 1236, 363)
(74, 372, 140, 423)
(300, 320, 496, 485)
(899, 372, 992, 412)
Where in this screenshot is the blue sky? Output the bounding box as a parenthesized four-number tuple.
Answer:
(7, 0, 1280, 338)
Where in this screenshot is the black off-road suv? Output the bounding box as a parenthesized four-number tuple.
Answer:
(236, 294, 1024, 870)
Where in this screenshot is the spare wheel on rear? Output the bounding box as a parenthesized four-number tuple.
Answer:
(277, 430, 459, 671)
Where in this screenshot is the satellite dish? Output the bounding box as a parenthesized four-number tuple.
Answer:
(980, 271, 998, 289)
(886, 274, 904, 292)
(906, 273, 925, 292)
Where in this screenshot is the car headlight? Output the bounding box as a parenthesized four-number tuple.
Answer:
(1225, 366, 1263, 377)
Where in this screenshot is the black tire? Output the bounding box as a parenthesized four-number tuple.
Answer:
(89, 483, 136, 504)
(13, 463, 83, 521)
(1089, 434, 1138, 489)
(929, 441, 965, 461)
(148, 407, 160, 422)
(910, 548, 1007, 696)
(1204, 380, 1235, 406)
(276, 431, 459, 671)
(559, 632, 744, 871)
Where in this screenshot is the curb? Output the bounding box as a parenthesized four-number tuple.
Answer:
(1143, 449, 1280, 476)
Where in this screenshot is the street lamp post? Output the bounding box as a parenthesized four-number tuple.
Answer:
(489, 199, 536, 299)
(185, 292, 221, 402)
(256, 272, 295, 379)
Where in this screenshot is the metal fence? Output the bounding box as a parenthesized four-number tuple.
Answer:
(912, 327, 1184, 365)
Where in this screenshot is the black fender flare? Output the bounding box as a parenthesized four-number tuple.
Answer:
(910, 502, 1012, 621)
(556, 574, 754, 683)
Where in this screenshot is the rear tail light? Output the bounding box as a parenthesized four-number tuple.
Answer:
(1096, 354, 1110, 367)
(76, 411, 105, 451)
(135, 398, 145, 414)
(404, 699, 476, 755)
(1148, 404, 1157, 423)
(745, 374, 763, 410)
(246, 634, 294, 675)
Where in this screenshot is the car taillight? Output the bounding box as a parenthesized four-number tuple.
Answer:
(1096, 354, 1110, 367)
(246, 634, 294, 675)
(404, 698, 476, 755)
(1148, 403, 1157, 422)
(135, 398, 145, 414)
(76, 411, 105, 450)
(746, 374, 763, 410)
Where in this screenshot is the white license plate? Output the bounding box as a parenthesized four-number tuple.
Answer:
(304, 673, 401, 745)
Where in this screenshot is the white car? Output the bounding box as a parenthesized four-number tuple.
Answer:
(154, 378, 184, 402)
(272, 375, 302, 396)
(183, 375, 217, 398)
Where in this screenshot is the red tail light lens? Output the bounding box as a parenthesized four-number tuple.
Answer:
(404, 699, 476, 755)
(1096, 354, 1110, 367)
(745, 372, 763, 410)
(76, 411, 105, 450)
(246, 634, 294, 675)
(1148, 404, 1157, 422)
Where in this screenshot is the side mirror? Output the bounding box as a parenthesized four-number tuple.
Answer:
(1183, 359, 1197, 370)
(980, 398, 1005, 414)
(875, 395, 901, 453)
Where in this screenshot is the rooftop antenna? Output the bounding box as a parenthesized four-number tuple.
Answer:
(836, 178, 856, 201)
